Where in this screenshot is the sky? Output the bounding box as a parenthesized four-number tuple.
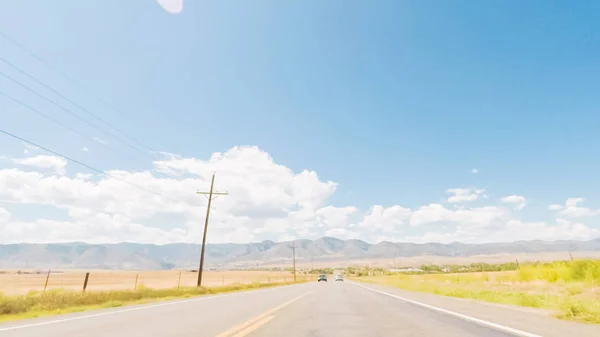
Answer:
(0, 0, 599, 244)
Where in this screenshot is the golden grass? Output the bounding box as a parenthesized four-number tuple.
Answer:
(0, 270, 299, 295)
(353, 259, 600, 324)
(0, 279, 309, 322)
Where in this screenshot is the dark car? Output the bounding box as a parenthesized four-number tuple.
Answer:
(318, 274, 327, 282)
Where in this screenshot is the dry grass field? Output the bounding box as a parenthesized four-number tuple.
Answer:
(261, 251, 600, 269)
(354, 259, 600, 323)
(0, 270, 302, 295)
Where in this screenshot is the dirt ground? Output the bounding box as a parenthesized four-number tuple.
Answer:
(0, 270, 301, 295)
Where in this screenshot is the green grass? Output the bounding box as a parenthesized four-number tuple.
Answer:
(0, 280, 307, 322)
(353, 259, 600, 324)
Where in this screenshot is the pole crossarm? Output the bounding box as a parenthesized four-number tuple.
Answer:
(196, 191, 228, 195)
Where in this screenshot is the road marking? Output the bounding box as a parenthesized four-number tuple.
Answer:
(351, 282, 542, 337)
(0, 283, 309, 333)
(214, 291, 312, 337)
(230, 316, 275, 337)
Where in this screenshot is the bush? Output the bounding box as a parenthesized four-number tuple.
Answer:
(518, 260, 600, 283)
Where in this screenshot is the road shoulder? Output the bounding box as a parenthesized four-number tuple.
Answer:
(351, 281, 600, 337)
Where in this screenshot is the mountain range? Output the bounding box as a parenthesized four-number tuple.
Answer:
(1, 237, 599, 270)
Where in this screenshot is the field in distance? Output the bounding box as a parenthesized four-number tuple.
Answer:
(352, 259, 600, 324)
(272, 251, 600, 269)
(0, 270, 300, 295)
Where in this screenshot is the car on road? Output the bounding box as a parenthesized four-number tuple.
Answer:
(335, 274, 343, 281)
(317, 274, 327, 282)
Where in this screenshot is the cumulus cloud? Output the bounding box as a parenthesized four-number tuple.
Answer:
(548, 198, 599, 218)
(0, 208, 10, 222)
(446, 187, 484, 203)
(500, 195, 527, 210)
(471, 168, 479, 174)
(12, 155, 67, 175)
(0, 146, 599, 244)
(156, 0, 183, 14)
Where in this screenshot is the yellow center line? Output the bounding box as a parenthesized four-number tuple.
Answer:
(230, 315, 275, 337)
(214, 291, 313, 337)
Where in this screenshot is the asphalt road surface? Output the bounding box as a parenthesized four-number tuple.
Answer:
(1, 281, 599, 337)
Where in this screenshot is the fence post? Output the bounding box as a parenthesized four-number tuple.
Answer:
(134, 273, 139, 290)
(515, 258, 520, 270)
(268, 277, 270, 283)
(82, 272, 90, 293)
(177, 271, 182, 290)
(43, 270, 51, 293)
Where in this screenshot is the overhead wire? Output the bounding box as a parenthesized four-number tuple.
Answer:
(0, 127, 184, 205)
(0, 30, 175, 179)
(0, 30, 159, 144)
(0, 70, 156, 161)
(0, 54, 157, 154)
(0, 91, 128, 158)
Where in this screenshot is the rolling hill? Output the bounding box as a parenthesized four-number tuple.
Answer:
(1, 237, 600, 270)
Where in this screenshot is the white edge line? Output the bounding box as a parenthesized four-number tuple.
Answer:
(350, 282, 543, 337)
(0, 283, 308, 332)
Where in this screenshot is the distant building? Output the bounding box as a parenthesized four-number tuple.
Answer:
(388, 267, 423, 273)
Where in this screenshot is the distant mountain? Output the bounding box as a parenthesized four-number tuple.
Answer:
(1, 237, 599, 270)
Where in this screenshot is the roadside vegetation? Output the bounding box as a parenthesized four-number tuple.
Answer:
(0, 279, 307, 322)
(350, 259, 600, 324)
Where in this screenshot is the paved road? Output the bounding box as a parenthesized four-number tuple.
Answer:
(1, 281, 599, 337)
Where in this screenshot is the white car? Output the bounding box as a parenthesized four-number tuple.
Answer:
(335, 274, 343, 281)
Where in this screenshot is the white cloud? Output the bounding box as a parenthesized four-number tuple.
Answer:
(358, 205, 411, 233)
(81, 147, 89, 152)
(0, 208, 10, 222)
(410, 204, 507, 227)
(500, 195, 527, 210)
(93, 137, 107, 145)
(446, 187, 484, 203)
(156, 0, 183, 14)
(12, 155, 67, 175)
(566, 198, 584, 208)
(471, 168, 479, 174)
(549, 198, 599, 218)
(0, 146, 599, 244)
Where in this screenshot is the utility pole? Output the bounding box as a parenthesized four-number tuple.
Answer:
(290, 241, 297, 281)
(196, 173, 228, 287)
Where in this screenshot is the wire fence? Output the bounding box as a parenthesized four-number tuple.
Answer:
(0, 270, 314, 295)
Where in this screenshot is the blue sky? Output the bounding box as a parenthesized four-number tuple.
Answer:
(0, 1, 599, 244)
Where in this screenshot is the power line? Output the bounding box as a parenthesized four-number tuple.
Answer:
(0, 127, 183, 205)
(0, 70, 154, 161)
(0, 55, 157, 154)
(0, 30, 159, 139)
(0, 30, 127, 117)
(0, 91, 127, 158)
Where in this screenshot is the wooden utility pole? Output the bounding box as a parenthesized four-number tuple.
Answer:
(196, 173, 228, 287)
(290, 241, 297, 281)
